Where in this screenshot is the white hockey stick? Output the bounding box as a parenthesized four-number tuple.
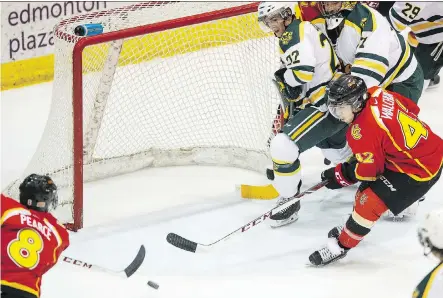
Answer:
(61, 245, 146, 278)
(166, 181, 328, 253)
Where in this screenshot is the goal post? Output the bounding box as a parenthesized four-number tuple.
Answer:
(4, 2, 282, 231)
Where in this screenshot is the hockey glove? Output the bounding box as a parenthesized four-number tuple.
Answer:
(321, 163, 357, 190)
(274, 68, 303, 102)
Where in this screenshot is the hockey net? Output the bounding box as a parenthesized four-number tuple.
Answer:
(3, 2, 282, 230)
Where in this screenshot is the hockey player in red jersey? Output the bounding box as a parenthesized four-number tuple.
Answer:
(309, 74, 443, 266)
(1, 174, 70, 298)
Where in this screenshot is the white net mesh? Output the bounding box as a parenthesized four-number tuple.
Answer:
(4, 2, 282, 227)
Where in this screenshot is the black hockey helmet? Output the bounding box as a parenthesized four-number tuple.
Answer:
(19, 174, 58, 213)
(326, 74, 368, 119)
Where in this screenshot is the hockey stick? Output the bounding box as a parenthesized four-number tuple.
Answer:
(167, 181, 328, 253)
(61, 245, 146, 278)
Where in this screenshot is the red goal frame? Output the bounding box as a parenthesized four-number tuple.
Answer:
(54, 2, 260, 231)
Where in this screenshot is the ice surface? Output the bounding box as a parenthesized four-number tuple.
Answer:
(1, 78, 442, 298)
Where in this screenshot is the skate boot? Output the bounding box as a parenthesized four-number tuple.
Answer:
(309, 237, 348, 266)
(328, 225, 343, 239)
(269, 181, 302, 228)
(428, 74, 440, 89)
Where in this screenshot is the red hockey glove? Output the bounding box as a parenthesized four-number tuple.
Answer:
(321, 163, 357, 190)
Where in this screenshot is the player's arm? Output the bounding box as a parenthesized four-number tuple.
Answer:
(279, 23, 317, 88)
(350, 14, 391, 88)
(54, 220, 70, 253)
(352, 139, 385, 182)
(321, 143, 385, 189)
(321, 119, 386, 189)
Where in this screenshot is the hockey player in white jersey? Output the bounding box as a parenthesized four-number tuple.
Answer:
(258, 2, 353, 228)
(388, 2, 443, 90)
(315, 1, 424, 103)
(414, 209, 443, 298)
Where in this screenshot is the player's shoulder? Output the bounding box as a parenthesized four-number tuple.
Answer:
(279, 19, 310, 50)
(349, 88, 384, 137)
(365, 87, 398, 123)
(1, 194, 21, 208)
(360, 87, 384, 119)
(346, 3, 377, 32)
(310, 15, 326, 25)
(1, 194, 30, 224)
(430, 262, 443, 284)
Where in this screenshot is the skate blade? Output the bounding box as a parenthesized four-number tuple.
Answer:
(270, 215, 299, 228)
(306, 253, 347, 267)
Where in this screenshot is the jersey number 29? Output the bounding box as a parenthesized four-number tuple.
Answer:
(401, 3, 421, 20)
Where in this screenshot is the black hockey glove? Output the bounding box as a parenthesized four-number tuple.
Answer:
(274, 68, 303, 101)
(321, 162, 358, 190)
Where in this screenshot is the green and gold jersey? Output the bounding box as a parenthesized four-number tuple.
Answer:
(413, 262, 443, 298)
(313, 3, 417, 89)
(278, 19, 339, 110)
(389, 2, 443, 45)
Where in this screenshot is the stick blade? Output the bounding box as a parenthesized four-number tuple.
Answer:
(124, 245, 146, 277)
(166, 233, 197, 253)
(239, 184, 279, 200)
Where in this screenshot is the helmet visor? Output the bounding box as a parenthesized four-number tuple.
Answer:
(327, 93, 362, 122)
(328, 104, 354, 122)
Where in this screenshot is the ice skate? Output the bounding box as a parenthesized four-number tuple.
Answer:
(427, 74, 440, 89)
(269, 198, 300, 228)
(269, 181, 302, 228)
(309, 238, 348, 266)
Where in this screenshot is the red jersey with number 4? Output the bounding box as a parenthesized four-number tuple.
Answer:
(1, 194, 69, 298)
(347, 87, 443, 182)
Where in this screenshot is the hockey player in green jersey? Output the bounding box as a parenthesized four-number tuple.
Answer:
(316, 2, 424, 103)
(388, 2, 443, 90)
(415, 209, 443, 298)
(257, 2, 353, 228)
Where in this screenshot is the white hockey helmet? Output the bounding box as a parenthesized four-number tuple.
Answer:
(418, 209, 443, 256)
(257, 2, 293, 33)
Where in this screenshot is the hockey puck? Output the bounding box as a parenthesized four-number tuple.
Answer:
(147, 280, 159, 290)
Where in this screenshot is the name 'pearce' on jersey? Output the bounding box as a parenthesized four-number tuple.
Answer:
(19, 214, 53, 241)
